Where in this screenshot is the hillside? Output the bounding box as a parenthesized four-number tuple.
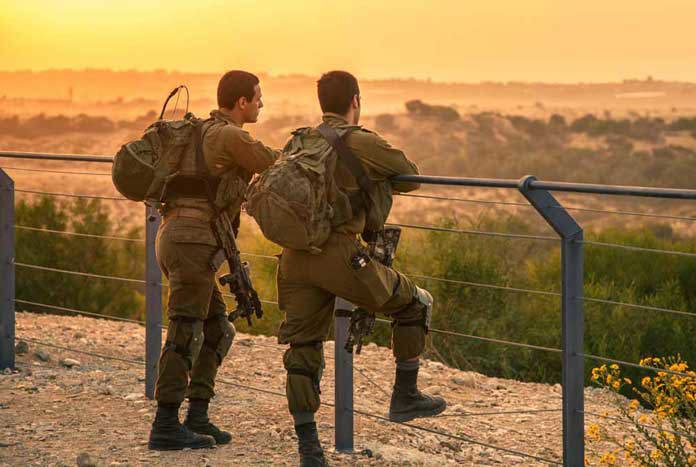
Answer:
(1, 312, 640, 466)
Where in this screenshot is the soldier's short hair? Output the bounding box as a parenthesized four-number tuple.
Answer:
(317, 71, 360, 115)
(217, 70, 259, 108)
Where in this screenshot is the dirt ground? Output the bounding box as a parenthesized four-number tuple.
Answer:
(0, 312, 642, 466)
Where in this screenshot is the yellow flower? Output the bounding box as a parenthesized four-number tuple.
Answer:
(610, 364, 619, 370)
(650, 450, 662, 460)
(639, 414, 649, 424)
(612, 380, 621, 390)
(641, 376, 652, 387)
(599, 452, 617, 465)
(623, 377, 632, 385)
(629, 400, 640, 411)
(587, 424, 600, 440)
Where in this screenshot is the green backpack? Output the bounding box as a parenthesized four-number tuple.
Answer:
(245, 123, 392, 253)
(112, 86, 211, 206)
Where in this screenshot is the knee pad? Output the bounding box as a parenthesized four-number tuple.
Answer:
(163, 317, 205, 369)
(284, 342, 325, 413)
(393, 286, 433, 332)
(204, 315, 236, 365)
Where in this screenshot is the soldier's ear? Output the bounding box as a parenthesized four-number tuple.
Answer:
(352, 94, 360, 109)
(237, 96, 248, 111)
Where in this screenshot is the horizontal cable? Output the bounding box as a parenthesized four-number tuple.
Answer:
(580, 296, 696, 319)
(375, 318, 562, 354)
(581, 410, 695, 441)
(14, 262, 145, 284)
(387, 222, 557, 242)
(579, 240, 696, 258)
(579, 353, 696, 379)
(14, 299, 146, 325)
(16, 336, 145, 365)
(554, 205, 696, 223)
(0, 166, 111, 176)
(354, 366, 392, 399)
(0, 151, 113, 163)
(351, 408, 561, 465)
(437, 408, 562, 418)
(14, 188, 129, 202)
(14, 224, 144, 243)
(220, 379, 560, 465)
(406, 272, 561, 298)
(395, 192, 530, 208)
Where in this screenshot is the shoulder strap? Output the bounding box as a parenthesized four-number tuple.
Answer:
(317, 122, 375, 194)
(193, 119, 219, 209)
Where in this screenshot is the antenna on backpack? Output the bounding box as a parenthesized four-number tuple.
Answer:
(158, 85, 190, 121)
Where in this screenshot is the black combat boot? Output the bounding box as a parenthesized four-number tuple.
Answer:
(184, 398, 232, 445)
(148, 403, 216, 451)
(295, 422, 329, 467)
(388, 364, 447, 422)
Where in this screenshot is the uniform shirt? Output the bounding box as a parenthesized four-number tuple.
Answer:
(319, 113, 420, 235)
(163, 109, 280, 244)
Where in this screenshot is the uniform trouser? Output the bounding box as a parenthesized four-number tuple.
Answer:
(154, 221, 236, 405)
(277, 232, 427, 416)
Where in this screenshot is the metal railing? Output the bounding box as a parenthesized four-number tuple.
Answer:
(3, 151, 696, 466)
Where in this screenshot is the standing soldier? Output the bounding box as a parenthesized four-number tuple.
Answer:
(276, 71, 446, 466)
(148, 70, 279, 450)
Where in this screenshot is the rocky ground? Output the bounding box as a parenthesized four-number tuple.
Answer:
(1, 312, 633, 466)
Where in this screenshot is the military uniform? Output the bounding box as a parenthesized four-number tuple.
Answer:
(277, 113, 427, 418)
(155, 109, 279, 405)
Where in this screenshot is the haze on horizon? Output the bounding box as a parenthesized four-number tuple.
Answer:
(1, 0, 696, 84)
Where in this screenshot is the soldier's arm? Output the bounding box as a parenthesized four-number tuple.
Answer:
(221, 126, 280, 174)
(349, 130, 421, 193)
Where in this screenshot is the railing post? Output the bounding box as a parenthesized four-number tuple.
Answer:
(145, 206, 162, 399)
(333, 297, 354, 452)
(518, 175, 584, 467)
(0, 169, 15, 371)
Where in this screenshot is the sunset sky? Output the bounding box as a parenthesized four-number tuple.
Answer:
(2, 0, 696, 83)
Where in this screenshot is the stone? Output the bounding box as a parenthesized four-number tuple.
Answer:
(15, 340, 29, 354)
(423, 385, 443, 395)
(60, 358, 80, 368)
(35, 349, 51, 362)
(76, 452, 97, 467)
(451, 374, 476, 387)
(98, 386, 114, 396)
(124, 393, 141, 401)
(2, 368, 11, 375)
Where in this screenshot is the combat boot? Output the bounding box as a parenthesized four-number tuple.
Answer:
(148, 403, 216, 451)
(388, 364, 447, 422)
(295, 422, 329, 467)
(184, 398, 232, 445)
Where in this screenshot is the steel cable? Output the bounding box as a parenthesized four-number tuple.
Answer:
(0, 166, 111, 176)
(405, 273, 561, 298)
(219, 380, 560, 465)
(580, 296, 696, 319)
(14, 299, 146, 325)
(579, 240, 696, 258)
(15, 336, 145, 365)
(14, 224, 144, 243)
(14, 188, 129, 201)
(581, 410, 695, 441)
(387, 222, 557, 242)
(579, 353, 696, 379)
(395, 192, 530, 207)
(375, 318, 562, 354)
(14, 262, 146, 284)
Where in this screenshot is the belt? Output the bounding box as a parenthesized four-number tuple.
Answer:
(162, 208, 212, 224)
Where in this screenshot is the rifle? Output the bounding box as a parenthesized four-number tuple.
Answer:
(345, 226, 402, 354)
(211, 211, 263, 326)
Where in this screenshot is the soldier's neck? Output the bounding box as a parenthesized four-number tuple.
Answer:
(217, 108, 245, 128)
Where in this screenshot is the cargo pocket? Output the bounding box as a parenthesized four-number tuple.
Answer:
(344, 239, 395, 309)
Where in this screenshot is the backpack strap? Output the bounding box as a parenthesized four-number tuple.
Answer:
(317, 122, 375, 215)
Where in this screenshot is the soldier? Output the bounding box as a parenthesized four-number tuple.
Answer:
(148, 70, 280, 450)
(277, 71, 446, 466)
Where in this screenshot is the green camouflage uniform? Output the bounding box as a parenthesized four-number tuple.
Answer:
(277, 113, 425, 416)
(155, 110, 279, 405)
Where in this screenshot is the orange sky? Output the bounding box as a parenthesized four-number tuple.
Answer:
(2, 0, 696, 83)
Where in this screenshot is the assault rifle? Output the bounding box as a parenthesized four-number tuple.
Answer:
(345, 227, 402, 354)
(211, 211, 263, 326)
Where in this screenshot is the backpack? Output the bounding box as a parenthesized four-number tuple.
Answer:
(112, 86, 213, 206)
(245, 122, 392, 253)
